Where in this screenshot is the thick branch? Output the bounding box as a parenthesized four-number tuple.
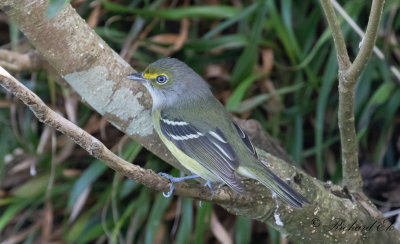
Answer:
(345, 0, 385, 82)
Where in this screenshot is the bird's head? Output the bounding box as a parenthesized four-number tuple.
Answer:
(127, 58, 211, 108)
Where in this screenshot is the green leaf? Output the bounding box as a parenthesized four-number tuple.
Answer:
(103, 1, 241, 19)
(267, 225, 280, 244)
(315, 50, 337, 180)
(79, 216, 112, 244)
(232, 82, 305, 113)
(291, 114, 303, 163)
(176, 198, 193, 244)
(119, 179, 140, 199)
(368, 82, 395, 104)
(14, 174, 50, 198)
(145, 194, 172, 244)
(226, 74, 260, 111)
(0, 199, 31, 231)
(67, 161, 107, 210)
(111, 201, 137, 244)
(184, 34, 248, 51)
(129, 190, 151, 242)
(266, 0, 301, 63)
(9, 21, 19, 50)
(203, 3, 258, 39)
(303, 135, 340, 158)
(373, 88, 400, 165)
(358, 82, 395, 132)
(231, 1, 267, 85)
(355, 61, 374, 117)
(46, 0, 70, 19)
(194, 201, 212, 244)
(66, 212, 93, 242)
(235, 216, 252, 244)
(275, 29, 331, 71)
(121, 141, 143, 162)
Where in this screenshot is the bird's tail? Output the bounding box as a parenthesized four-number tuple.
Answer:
(239, 165, 310, 208)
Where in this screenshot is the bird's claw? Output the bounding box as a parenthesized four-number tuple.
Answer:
(204, 180, 214, 198)
(158, 172, 199, 197)
(162, 184, 175, 197)
(199, 181, 215, 207)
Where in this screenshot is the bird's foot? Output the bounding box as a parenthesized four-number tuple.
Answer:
(199, 181, 215, 207)
(158, 173, 199, 197)
(204, 180, 214, 198)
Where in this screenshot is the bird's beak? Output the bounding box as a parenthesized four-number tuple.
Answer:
(127, 72, 148, 83)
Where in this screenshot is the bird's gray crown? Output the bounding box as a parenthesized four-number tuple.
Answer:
(142, 58, 213, 109)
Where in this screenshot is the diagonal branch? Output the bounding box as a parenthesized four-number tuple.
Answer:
(319, 0, 351, 70)
(345, 0, 385, 82)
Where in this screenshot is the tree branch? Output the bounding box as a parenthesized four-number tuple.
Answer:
(337, 74, 363, 191)
(331, 0, 400, 82)
(319, 0, 351, 70)
(320, 0, 385, 192)
(345, 0, 385, 82)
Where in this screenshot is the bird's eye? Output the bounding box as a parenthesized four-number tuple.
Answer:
(156, 75, 168, 84)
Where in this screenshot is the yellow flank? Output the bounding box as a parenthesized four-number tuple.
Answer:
(153, 110, 219, 182)
(143, 72, 165, 80)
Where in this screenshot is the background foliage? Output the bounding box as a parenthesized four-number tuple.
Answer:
(0, 0, 399, 243)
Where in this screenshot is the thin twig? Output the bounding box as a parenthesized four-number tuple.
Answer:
(331, 0, 384, 60)
(319, 0, 351, 70)
(346, 0, 386, 82)
(331, 0, 400, 82)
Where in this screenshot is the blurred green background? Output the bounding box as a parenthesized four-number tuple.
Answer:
(0, 0, 399, 243)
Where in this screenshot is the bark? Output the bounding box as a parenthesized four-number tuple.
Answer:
(1, 1, 399, 242)
(320, 0, 385, 192)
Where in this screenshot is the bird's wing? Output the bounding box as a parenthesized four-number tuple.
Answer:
(159, 113, 245, 193)
(232, 121, 258, 159)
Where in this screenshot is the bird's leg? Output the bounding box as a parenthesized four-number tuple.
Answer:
(199, 181, 215, 207)
(204, 180, 214, 198)
(158, 173, 199, 197)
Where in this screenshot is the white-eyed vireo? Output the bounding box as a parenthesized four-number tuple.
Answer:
(128, 58, 309, 208)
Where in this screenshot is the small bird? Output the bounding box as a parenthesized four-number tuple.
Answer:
(128, 58, 309, 208)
